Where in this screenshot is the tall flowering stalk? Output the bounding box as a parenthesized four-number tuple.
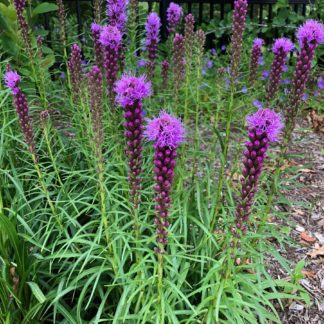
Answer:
(230, 0, 248, 82)
(13, 0, 32, 58)
(145, 12, 161, 80)
(172, 33, 185, 104)
(4, 71, 35, 155)
(248, 38, 264, 86)
(235, 109, 283, 233)
(266, 38, 294, 104)
(4, 71, 62, 229)
(91, 23, 103, 70)
(184, 13, 195, 64)
(161, 60, 170, 91)
(106, 0, 128, 33)
(284, 20, 324, 143)
(93, 0, 102, 22)
(68, 43, 83, 101)
(167, 2, 183, 34)
(115, 75, 151, 209)
(144, 111, 185, 254)
(56, 0, 67, 51)
(99, 25, 122, 107)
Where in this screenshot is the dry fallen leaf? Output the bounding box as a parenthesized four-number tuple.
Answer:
(301, 270, 316, 279)
(308, 110, 324, 133)
(300, 231, 316, 243)
(298, 168, 316, 173)
(307, 245, 324, 258)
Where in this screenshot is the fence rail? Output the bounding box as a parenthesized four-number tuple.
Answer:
(44, 0, 315, 44)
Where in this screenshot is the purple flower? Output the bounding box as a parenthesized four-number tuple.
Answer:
(4, 70, 35, 154)
(106, 0, 128, 33)
(284, 88, 289, 95)
(115, 74, 151, 107)
(91, 22, 103, 69)
(137, 59, 146, 68)
(167, 2, 183, 33)
(211, 48, 217, 56)
(282, 65, 288, 72)
(246, 108, 283, 142)
(60, 72, 65, 79)
(266, 38, 293, 103)
(99, 25, 122, 50)
(241, 86, 248, 93)
(252, 99, 263, 110)
(172, 33, 185, 100)
(145, 12, 161, 47)
(207, 60, 213, 69)
(258, 56, 265, 66)
(261, 70, 269, 80)
(230, 0, 248, 81)
(117, 74, 151, 208)
(314, 91, 319, 97)
(272, 37, 294, 54)
(145, 111, 185, 149)
(249, 38, 264, 85)
(145, 111, 185, 253)
(221, 44, 226, 51)
(302, 93, 309, 101)
(235, 109, 282, 233)
(4, 70, 21, 90)
(296, 19, 324, 47)
(145, 12, 161, 79)
(318, 76, 324, 90)
(202, 69, 207, 76)
(184, 13, 195, 62)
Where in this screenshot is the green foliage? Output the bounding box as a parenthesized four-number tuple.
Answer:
(0, 3, 321, 323)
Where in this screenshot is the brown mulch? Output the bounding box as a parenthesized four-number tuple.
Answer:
(270, 117, 324, 323)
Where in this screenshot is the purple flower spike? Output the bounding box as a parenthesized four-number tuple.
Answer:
(68, 43, 83, 100)
(296, 19, 324, 48)
(184, 13, 195, 63)
(235, 109, 283, 233)
(230, 0, 248, 82)
(115, 75, 151, 208)
(91, 23, 103, 69)
(172, 33, 186, 100)
(4, 70, 35, 154)
(249, 38, 264, 85)
(100, 25, 122, 106)
(106, 0, 128, 34)
(285, 20, 324, 142)
(145, 111, 185, 253)
(266, 38, 294, 103)
(145, 12, 161, 79)
(161, 60, 170, 90)
(167, 2, 183, 34)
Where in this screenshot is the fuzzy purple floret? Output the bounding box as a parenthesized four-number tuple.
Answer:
(91, 22, 101, 33)
(253, 38, 264, 48)
(99, 25, 122, 49)
(272, 37, 294, 54)
(115, 74, 151, 107)
(144, 111, 186, 148)
(145, 12, 161, 46)
(4, 70, 21, 91)
(167, 2, 183, 33)
(246, 108, 283, 142)
(296, 19, 324, 47)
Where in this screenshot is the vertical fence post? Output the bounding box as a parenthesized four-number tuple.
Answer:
(160, 0, 168, 40)
(76, 0, 83, 44)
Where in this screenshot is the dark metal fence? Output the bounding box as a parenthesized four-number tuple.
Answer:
(44, 0, 315, 43)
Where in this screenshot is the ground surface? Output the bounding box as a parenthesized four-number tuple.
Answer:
(271, 117, 324, 323)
